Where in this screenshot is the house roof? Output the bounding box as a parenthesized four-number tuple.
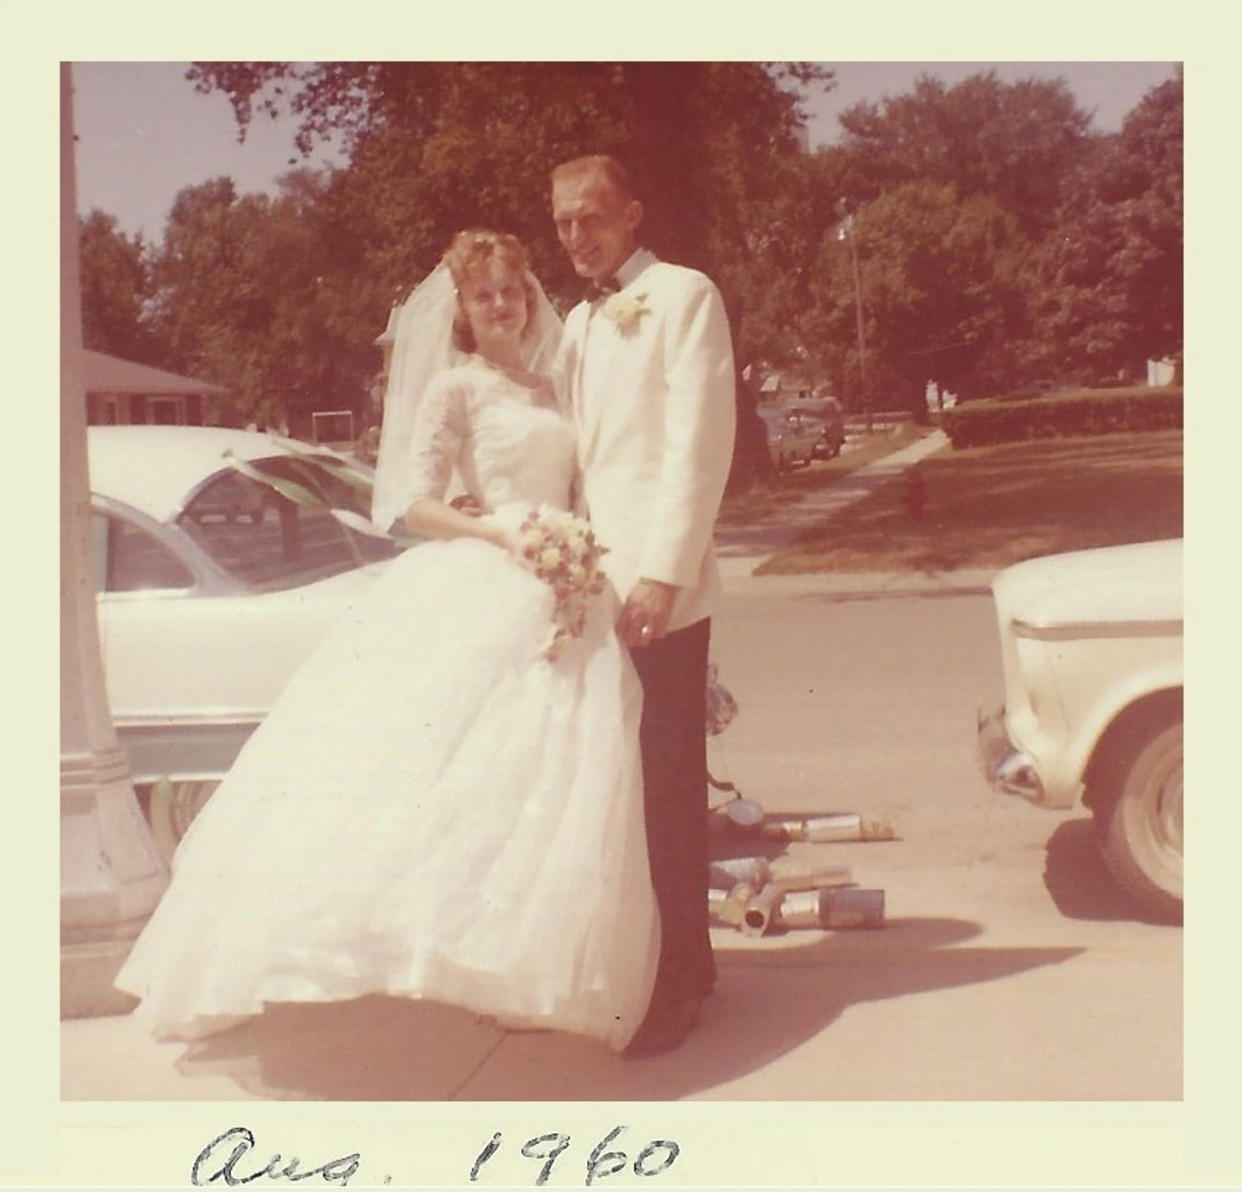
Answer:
(759, 371, 818, 394)
(82, 349, 229, 397)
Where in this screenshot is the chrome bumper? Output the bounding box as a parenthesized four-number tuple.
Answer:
(977, 706, 1044, 803)
(114, 716, 259, 787)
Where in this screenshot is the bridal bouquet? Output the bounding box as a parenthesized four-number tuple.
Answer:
(517, 506, 609, 661)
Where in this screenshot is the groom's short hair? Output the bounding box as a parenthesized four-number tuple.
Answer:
(551, 154, 637, 201)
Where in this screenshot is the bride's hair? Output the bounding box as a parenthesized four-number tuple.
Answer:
(444, 229, 539, 352)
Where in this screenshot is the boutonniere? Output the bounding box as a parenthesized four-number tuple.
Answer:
(602, 291, 650, 335)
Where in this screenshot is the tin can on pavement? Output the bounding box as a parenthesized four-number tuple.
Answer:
(776, 887, 885, 930)
(708, 856, 772, 890)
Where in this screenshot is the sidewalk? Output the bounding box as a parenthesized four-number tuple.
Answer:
(715, 428, 947, 573)
(714, 428, 997, 595)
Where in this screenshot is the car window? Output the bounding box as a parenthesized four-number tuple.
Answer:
(94, 512, 195, 593)
(178, 457, 395, 591)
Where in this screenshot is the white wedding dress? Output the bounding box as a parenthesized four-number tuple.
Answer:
(114, 361, 661, 1052)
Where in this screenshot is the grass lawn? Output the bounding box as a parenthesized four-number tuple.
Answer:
(754, 429, 1183, 575)
(718, 423, 928, 526)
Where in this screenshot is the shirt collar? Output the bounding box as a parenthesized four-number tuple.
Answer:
(614, 247, 656, 290)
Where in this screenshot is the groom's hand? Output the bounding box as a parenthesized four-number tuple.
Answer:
(619, 579, 677, 648)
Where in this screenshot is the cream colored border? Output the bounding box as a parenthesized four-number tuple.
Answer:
(4, 5, 1236, 1188)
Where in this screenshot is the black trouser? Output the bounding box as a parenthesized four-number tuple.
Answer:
(629, 616, 714, 1009)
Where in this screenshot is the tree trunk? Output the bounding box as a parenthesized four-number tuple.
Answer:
(622, 63, 711, 272)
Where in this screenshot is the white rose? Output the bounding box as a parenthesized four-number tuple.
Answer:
(603, 292, 650, 334)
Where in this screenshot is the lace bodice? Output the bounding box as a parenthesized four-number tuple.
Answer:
(399, 361, 576, 513)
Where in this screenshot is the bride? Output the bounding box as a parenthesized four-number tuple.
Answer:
(114, 230, 661, 1052)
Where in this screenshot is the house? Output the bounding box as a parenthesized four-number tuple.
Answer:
(1146, 357, 1177, 386)
(83, 350, 229, 427)
(758, 371, 819, 405)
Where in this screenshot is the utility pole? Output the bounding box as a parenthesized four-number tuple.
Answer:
(60, 62, 168, 1017)
(838, 212, 869, 434)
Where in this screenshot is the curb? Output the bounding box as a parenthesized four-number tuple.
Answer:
(719, 565, 1000, 598)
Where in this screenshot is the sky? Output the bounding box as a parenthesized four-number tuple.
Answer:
(71, 61, 1180, 242)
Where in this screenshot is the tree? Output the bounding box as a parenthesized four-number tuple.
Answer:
(829, 71, 1096, 240)
(149, 173, 383, 433)
(1034, 75, 1183, 379)
(805, 180, 1029, 408)
(187, 61, 831, 477)
(793, 70, 1107, 403)
(714, 150, 824, 369)
(78, 211, 161, 363)
(188, 62, 828, 286)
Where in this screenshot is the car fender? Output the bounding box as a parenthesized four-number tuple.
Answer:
(100, 563, 386, 740)
(1023, 644, 1182, 808)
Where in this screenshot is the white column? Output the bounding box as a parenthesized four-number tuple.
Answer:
(60, 62, 168, 1018)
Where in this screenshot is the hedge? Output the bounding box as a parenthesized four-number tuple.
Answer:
(939, 386, 1183, 448)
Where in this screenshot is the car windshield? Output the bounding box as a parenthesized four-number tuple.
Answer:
(178, 454, 397, 591)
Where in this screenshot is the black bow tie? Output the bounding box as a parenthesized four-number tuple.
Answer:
(586, 275, 621, 303)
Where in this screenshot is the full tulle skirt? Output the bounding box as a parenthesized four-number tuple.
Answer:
(114, 536, 660, 1052)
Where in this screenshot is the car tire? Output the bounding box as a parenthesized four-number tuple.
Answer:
(1095, 718, 1183, 923)
(143, 778, 221, 864)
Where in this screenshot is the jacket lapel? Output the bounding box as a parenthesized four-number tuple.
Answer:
(575, 303, 625, 460)
(573, 251, 661, 462)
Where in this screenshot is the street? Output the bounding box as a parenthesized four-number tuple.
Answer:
(703, 571, 1181, 1101)
(61, 567, 1181, 1103)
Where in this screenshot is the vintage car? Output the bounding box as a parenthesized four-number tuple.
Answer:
(978, 538, 1183, 921)
(759, 407, 822, 471)
(89, 425, 402, 859)
(790, 396, 846, 459)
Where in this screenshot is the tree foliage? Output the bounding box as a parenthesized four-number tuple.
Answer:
(188, 62, 826, 304)
(179, 61, 829, 470)
(148, 173, 385, 433)
(802, 181, 1029, 409)
(90, 63, 1181, 435)
(803, 69, 1182, 401)
(78, 211, 161, 363)
(1033, 74, 1183, 379)
(829, 71, 1096, 239)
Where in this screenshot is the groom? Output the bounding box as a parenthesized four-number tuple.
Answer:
(551, 154, 737, 1055)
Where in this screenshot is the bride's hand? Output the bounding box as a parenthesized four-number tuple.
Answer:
(475, 516, 523, 557)
(499, 525, 527, 557)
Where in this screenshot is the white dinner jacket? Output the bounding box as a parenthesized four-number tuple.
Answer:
(557, 249, 737, 632)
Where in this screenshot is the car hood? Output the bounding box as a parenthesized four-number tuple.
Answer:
(992, 539, 1183, 631)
